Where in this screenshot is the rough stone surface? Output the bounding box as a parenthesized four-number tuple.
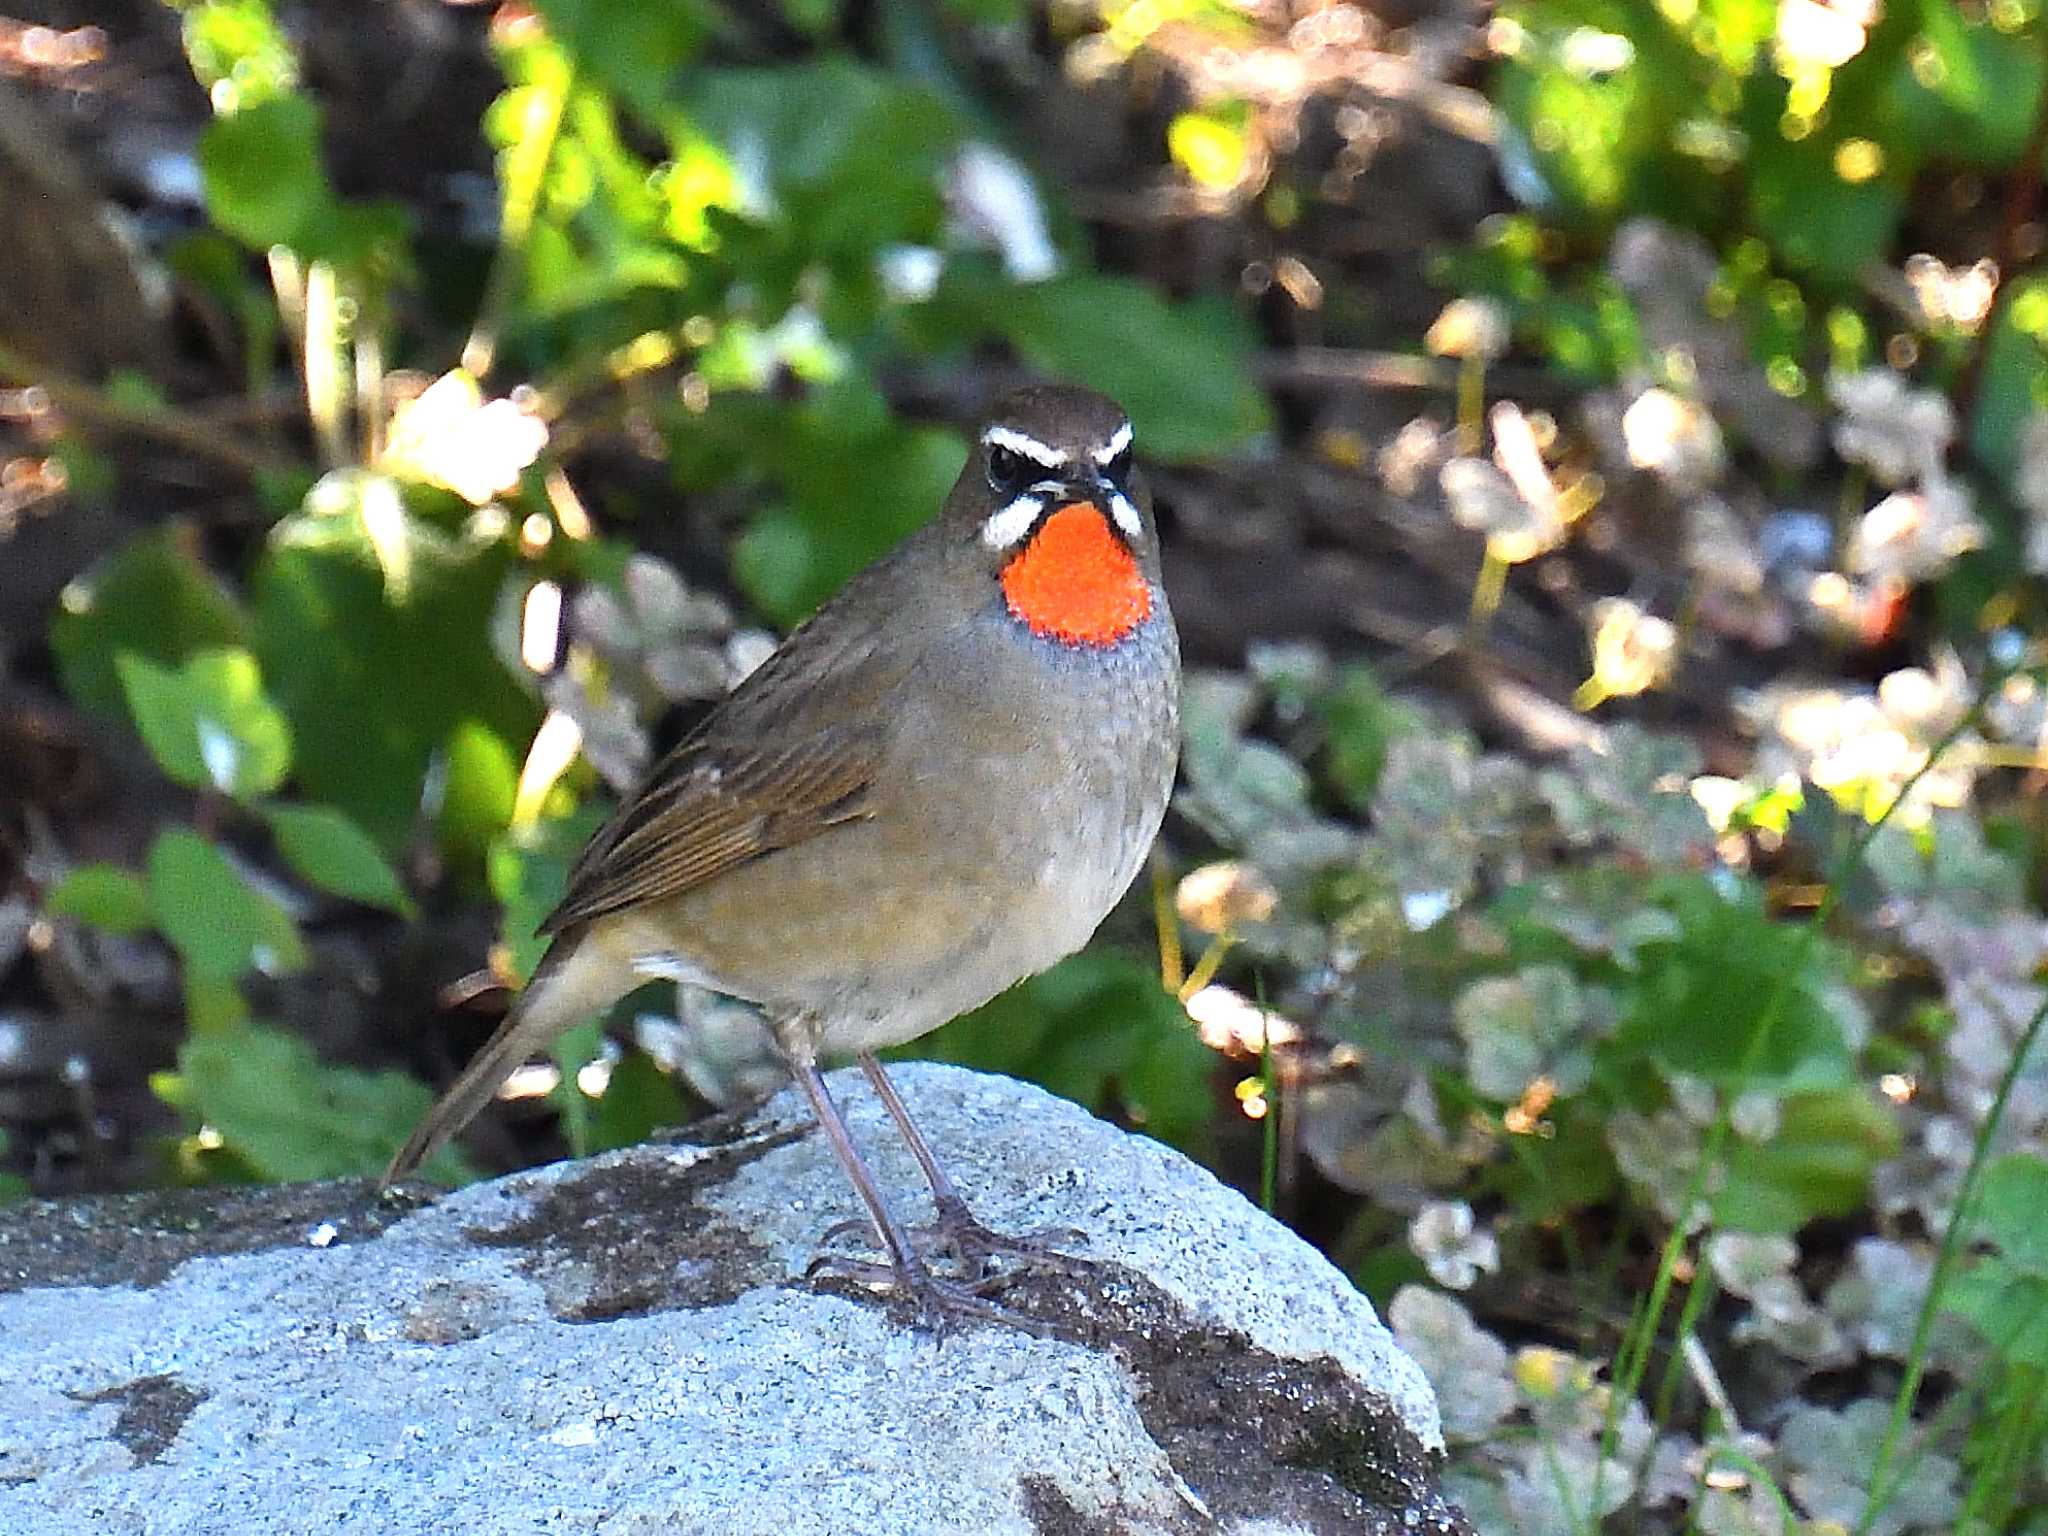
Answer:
(0, 1063, 1471, 1536)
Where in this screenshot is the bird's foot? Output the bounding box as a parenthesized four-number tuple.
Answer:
(817, 1200, 1085, 1282)
(924, 1198, 1086, 1275)
(804, 1249, 1057, 1337)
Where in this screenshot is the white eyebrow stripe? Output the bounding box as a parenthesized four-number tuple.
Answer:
(1108, 490, 1142, 539)
(982, 425, 1067, 467)
(1093, 421, 1134, 465)
(980, 494, 1043, 550)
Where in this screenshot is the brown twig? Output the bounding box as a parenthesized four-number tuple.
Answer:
(0, 342, 296, 481)
(1259, 346, 1577, 402)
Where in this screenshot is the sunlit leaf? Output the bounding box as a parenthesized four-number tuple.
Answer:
(43, 865, 154, 935)
(115, 648, 293, 801)
(1168, 102, 1252, 191)
(199, 94, 329, 249)
(534, 0, 708, 116)
(163, 1021, 473, 1183)
(254, 484, 535, 849)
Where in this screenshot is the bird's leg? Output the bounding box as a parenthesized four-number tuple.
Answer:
(857, 1052, 1083, 1274)
(790, 1051, 1044, 1335)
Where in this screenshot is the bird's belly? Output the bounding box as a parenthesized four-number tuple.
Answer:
(635, 759, 1164, 1056)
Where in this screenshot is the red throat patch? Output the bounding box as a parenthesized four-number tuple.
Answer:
(1000, 502, 1153, 648)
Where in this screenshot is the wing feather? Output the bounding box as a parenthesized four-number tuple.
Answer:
(539, 727, 881, 934)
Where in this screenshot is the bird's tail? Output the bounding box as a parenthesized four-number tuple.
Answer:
(381, 936, 637, 1186)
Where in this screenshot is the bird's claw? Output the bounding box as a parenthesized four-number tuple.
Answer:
(803, 1250, 1055, 1337)
(816, 1205, 1085, 1280)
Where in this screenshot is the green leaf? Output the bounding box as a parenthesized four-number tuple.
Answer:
(733, 404, 967, 624)
(589, 1048, 689, 1154)
(263, 804, 416, 917)
(1946, 1262, 2048, 1369)
(535, 0, 708, 116)
(687, 60, 957, 252)
(908, 948, 1216, 1157)
(1895, 0, 2045, 166)
(50, 528, 250, 719)
(115, 648, 293, 800)
(184, 975, 251, 1035)
(1747, 140, 1906, 285)
(1489, 1098, 1618, 1222)
(44, 865, 154, 935)
(1718, 1087, 1901, 1232)
(179, 0, 298, 105)
(922, 270, 1270, 460)
(550, 1018, 604, 1160)
(0, 1129, 24, 1204)
(436, 719, 521, 875)
(1977, 1154, 2048, 1274)
(199, 94, 330, 249)
(253, 478, 536, 849)
(489, 805, 609, 980)
(1609, 875, 1854, 1094)
(146, 828, 307, 983)
(164, 1020, 474, 1183)
(1318, 664, 1418, 811)
(1968, 274, 2048, 483)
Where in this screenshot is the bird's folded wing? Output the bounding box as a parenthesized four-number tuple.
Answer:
(539, 725, 881, 934)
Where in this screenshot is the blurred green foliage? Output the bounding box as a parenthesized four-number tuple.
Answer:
(1458, 0, 2048, 481)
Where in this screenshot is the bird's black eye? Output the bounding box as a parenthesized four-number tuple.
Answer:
(987, 444, 1029, 495)
(1104, 445, 1134, 484)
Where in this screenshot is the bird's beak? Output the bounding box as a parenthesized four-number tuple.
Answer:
(1048, 473, 1141, 543)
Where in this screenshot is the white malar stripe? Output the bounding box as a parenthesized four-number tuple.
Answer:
(981, 494, 1044, 549)
(1093, 420, 1133, 466)
(982, 424, 1067, 468)
(1108, 490, 1142, 539)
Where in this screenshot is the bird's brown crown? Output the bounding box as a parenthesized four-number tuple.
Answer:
(970, 387, 1153, 649)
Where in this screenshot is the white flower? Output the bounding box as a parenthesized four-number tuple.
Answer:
(1877, 647, 1972, 741)
(1846, 473, 1984, 585)
(877, 244, 943, 303)
(1424, 297, 1509, 361)
(1776, 0, 1873, 74)
(1582, 597, 1678, 703)
(1559, 27, 1634, 78)
(1408, 1200, 1499, 1290)
(1440, 456, 1562, 561)
(383, 370, 547, 507)
(1749, 682, 1978, 819)
(1827, 367, 1953, 487)
(1622, 387, 1725, 491)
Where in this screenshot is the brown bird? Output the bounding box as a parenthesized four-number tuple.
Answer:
(385, 384, 1181, 1327)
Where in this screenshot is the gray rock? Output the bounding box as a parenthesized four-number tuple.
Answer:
(0, 1062, 1471, 1535)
